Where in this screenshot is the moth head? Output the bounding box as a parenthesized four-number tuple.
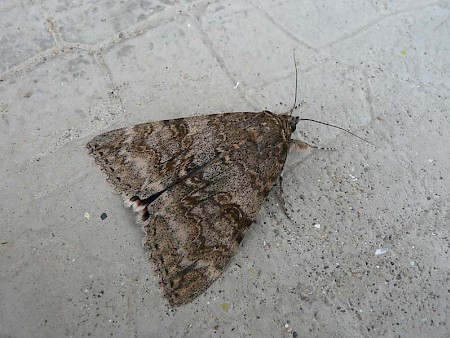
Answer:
(289, 116, 300, 133)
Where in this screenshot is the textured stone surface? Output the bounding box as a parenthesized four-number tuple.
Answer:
(104, 19, 250, 120)
(1, 0, 449, 337)
(0, 2, 53, 73)
(44, 0, 189, 44)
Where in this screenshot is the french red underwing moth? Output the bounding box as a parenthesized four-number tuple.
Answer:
(87, 54, 370, 306)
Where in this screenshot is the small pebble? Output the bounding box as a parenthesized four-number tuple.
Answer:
(375, 248, 389, 255)
(101, 213, 107, 220)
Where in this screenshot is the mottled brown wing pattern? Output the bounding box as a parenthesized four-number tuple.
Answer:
(86, 111, 298, 306)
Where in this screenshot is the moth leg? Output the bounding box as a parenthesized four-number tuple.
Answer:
(274, 176, 294, 221)
(292, 140, 335, 151)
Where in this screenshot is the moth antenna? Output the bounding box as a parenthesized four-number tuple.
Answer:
(298, 118, 376, 146)
(289, 49, 298, 116)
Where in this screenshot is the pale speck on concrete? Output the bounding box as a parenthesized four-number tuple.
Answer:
(1, 0, 449, 337)
(375, 247, 389, 256)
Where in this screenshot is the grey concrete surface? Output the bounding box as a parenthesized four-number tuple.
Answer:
(1, 0, 449, 337)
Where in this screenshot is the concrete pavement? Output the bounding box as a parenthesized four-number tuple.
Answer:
(1, 0, 449, 337)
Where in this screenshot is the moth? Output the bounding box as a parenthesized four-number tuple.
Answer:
(86, 57, 367, 307)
